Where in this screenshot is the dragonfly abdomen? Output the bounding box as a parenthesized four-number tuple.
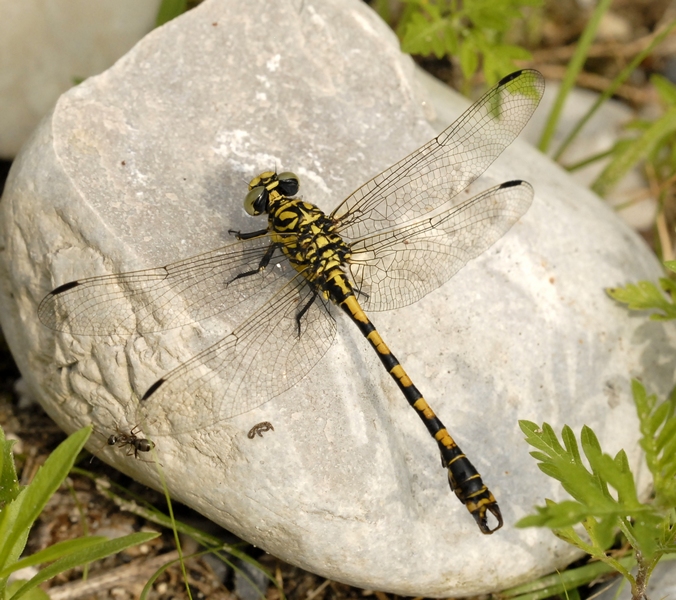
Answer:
(333, 289, 503, 533)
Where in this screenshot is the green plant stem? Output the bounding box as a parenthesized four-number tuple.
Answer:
(538, 0, 613, 153)
(553, 20, 676, 163)
(592, 105, 676, 196)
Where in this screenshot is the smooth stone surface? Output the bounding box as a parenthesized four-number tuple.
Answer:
(0, 0, 672, 595)
(0, 0, 161, 158)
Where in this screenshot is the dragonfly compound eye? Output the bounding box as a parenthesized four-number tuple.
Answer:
(244, 186, 268, 215)
(277, 172, 299, 196)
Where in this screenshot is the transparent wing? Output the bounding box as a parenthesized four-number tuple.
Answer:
(347, 180, 533, 312)
(37, 235, 294, 336)
(137, 272, 337, 436)
(331, 69, 544, 240)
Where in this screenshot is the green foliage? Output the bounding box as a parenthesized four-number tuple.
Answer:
(547, 19, 676, 161)
(632, 380, 676, 511)
(0, 426, 159, 599)
(591, 75, 676, 197)
(518, 422, 656, 551)
(396, 0, 540, 86)
(500, 552, 638, 600)
(538, 0, 613, 154)
(72, 465, 282, 600)
(554, 24, 676, 200)
(606, 269, 676, 320)
(156, 0, 188, 27)
(518, 384, 676, 600)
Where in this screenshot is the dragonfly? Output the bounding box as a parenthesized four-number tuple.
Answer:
(38, 69, 544, 534)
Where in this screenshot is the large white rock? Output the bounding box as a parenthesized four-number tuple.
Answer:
(0, 0, 161, 158)
(0, 0, 671, 595)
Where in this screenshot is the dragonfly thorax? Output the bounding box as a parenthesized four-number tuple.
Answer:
(268, 196, 352, 292)
(246, 171, 354, 294)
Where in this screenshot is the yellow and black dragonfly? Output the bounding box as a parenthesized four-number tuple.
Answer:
(38, 69, 544, 534)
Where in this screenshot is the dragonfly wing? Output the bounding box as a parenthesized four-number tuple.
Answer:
(347, 180, 533, 312)
(38, 235, 293, 336)
(331, 69, 544, 240)
(136, 272, 337, 435)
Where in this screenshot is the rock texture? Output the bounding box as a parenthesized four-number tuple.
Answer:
(0, 0, 672, 595)
(0, 0, 161, 158)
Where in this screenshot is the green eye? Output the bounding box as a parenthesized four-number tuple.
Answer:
(244, 186, 267, 215)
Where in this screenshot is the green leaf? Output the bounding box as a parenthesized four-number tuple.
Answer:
(564, 424, 585, 464)
(520, 416, 676, 572)
(520, 421, 566, 457)
(520, 422, 616, 514)
(465, 0, 514, 30)
(5, 581, 50, 600)
(401, 13, 457, 58)
(656, 417, 676, 455)
(606, 281, 676, 319)
(397, 0, 541, 89)
(459, 35, 479, 81)
(633, 380, 676, 508)
(516, 500, 590, 528)
(592, 106, 676, 196)
(651, 73, 676, 106)
(660, 276, 676, 297)
(0, 427, 91, 573)
(0, 537, 107, 580)
(155, 0, 187, 27)
(585, 514, 617, 550)
(0, 426, 21, 509)
(8, 532, 159, 600)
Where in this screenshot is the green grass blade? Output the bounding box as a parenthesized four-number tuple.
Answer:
(0, 426, 20, 506)
(501, 553, 636, 600)
(8, 532, 159, 600)
(553, 20, 676, 162)
(0, 427, 92, 573)
(538, 0, 613, 153)
(592, 106, 676, 197)
(0, 537, 106, 579)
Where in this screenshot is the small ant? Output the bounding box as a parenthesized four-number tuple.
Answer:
(91, 425, 157, 463)
(107, 425, 156, 459)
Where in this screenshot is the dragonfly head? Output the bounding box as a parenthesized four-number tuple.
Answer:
(244, 171, 300, 215)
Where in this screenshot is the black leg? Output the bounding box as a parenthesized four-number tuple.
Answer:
(295, 291, 318, 338)
(228, 228, 269, 240)
(228, 243, 278, 284)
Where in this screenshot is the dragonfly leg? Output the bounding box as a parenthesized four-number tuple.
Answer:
(295, 290, 318, 338)
(228, 242, 278, 284)
(228, 227, 269, 240)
